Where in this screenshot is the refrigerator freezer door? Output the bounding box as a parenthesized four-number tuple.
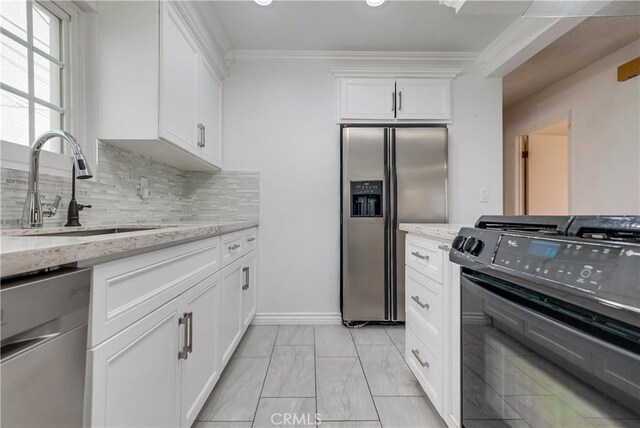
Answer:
(392, 127, 448, 321)
(342, 127, 388, 321)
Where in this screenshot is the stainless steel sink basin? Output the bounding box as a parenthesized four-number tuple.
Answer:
(4, 226, 173, 237)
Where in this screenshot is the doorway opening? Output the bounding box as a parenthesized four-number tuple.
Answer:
(517, 117, 570, 215)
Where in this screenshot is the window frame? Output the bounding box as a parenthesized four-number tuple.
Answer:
(1, 0, 97, 178)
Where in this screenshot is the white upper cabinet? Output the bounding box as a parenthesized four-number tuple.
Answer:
(198, 58, 223, 166)
(395, 79, 451, 121)
(340, 78, 396, 120)
(159, 3, 200, 151)
(338, 77, 452, 122)
(97, 1, 223, 171)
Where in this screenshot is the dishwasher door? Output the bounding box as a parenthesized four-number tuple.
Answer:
(1, 268, 91, 428)
(1, 325, 88, 427)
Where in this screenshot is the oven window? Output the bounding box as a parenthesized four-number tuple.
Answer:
(461, 273, 640, 428)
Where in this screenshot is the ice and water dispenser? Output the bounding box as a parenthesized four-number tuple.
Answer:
(350, 181, 382, 217)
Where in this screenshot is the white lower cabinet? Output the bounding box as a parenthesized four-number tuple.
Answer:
(219, 258, 244, 366)
(86, 229, 258, 427)
(241, 250, 258, 330)
(87, 300, 182, 427)
(405, 233, 460, 428)
(179, 273, 221, 427)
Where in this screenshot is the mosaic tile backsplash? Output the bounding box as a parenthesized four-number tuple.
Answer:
(1, 141, 259, 228)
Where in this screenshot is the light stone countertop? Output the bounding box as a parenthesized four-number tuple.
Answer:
(399, 223, 469, 244)
(1, 220, 258, 277)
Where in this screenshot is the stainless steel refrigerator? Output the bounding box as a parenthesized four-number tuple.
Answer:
(341, 126, 448, 322)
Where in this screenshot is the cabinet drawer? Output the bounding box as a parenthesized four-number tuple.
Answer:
(221, 231, 244, 267)
(243, 227, 258, 252)
(406, 266, 444, 346)
(90, 237, 221, 347)
(406, 319, 443, 413)
(406, 234, 444, 284)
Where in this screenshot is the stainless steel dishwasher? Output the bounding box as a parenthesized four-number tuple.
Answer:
(1, 268, 91, 428)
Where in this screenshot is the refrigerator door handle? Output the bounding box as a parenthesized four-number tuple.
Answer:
(383, 128, 390, 321)
(389, 128, 398, 320)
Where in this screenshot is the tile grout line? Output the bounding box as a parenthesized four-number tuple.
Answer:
(251, 326, 280, 427)
(349, 328, 383, 426)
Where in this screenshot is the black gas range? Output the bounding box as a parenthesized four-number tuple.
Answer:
(449, 216, 640, 428)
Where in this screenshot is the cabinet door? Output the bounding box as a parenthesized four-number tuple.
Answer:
(180, 273, 221, 427)
(339, 78, 396, 120)
(88, 301, 181, 427)
(159, 2, 199, 149)
(219, 259, 243, 365)
(199, 58, 223, 167)
(241, 251, 258, 329)
(395, 79, 451, 120)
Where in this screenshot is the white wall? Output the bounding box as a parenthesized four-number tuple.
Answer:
(223, 60, 503, 319)
(504, 40, 640, 215)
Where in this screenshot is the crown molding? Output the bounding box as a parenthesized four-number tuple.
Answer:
(229, 49, 477, 64)
(329, 66, 464, 79)
(173, 1, 230, 78)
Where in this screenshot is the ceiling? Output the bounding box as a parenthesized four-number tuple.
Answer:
(503, 16, 640, 108)
(206, 0, 520, 52)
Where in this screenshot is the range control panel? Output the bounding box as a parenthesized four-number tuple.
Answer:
(493, 235, 622, 293)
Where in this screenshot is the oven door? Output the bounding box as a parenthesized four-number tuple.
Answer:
(461, 270, 640, 428)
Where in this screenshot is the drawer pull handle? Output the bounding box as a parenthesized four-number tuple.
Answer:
(411, 349, 430, 368)
(438, 245, 450, 251)
(411, 251, 429, 261)
(229, 244, 240, 251)
(247, 237, 256, 242)
(411, 295, 429, 309)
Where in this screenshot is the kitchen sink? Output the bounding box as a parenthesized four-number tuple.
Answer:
(4, 226, 174, 237)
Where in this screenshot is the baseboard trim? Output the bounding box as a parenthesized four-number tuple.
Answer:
(251, 312, 342, 326)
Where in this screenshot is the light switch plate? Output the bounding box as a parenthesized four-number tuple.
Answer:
(480, 188, 489, 202)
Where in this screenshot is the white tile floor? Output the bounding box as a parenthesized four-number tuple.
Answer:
(194, 325, 446, 428)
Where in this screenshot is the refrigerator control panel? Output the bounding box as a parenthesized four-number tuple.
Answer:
(350, 180, 382, 217)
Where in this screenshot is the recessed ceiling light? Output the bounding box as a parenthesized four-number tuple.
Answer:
(254, 0, 272, 6)
(366, 0, 387, 7)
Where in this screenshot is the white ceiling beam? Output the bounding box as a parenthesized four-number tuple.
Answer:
(476, 16, 585, 77)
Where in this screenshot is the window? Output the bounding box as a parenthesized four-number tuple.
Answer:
(1, 0, 69, 153)
(0, 0, 96, 176)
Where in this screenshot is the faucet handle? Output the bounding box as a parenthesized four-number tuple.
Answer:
(43, 193, 63, 217)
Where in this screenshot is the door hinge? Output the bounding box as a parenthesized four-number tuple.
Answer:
(521, 150, 529, 159)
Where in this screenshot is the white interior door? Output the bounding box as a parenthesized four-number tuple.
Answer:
(526, 134, 569, 215)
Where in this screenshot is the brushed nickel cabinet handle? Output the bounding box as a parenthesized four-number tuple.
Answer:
(438, 245, 450, 251)
(197, 124, 204, 148)
(178, 315, 188, 360)
(229, 244, 240, 251)
(202, 125, 206, 148)
(247, 237, 256, 242)
(391, 91, 396, 111)
(242, 267, 249, 290)
(186, 312, 193, 354)
(411, 251, 429, 261)
(412, 349, 429, 368)
(411, 295, 429, 309)
(398, 91, 402, 111)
